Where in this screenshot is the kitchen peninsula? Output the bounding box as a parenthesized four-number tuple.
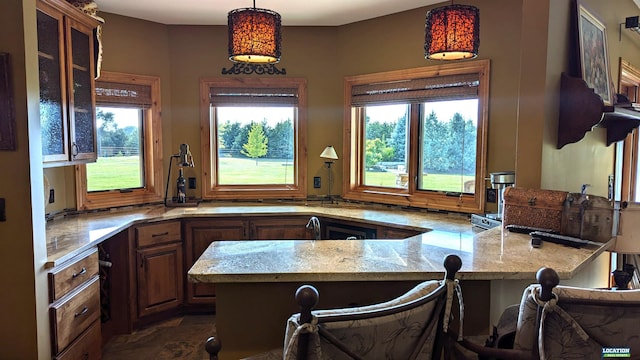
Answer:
(187, 223, 612, 359)
(44, 202, 612, 359)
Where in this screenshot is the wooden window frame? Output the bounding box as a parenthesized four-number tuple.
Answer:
(200, 77, 308, 200)
(617, 59, 640, 202)
(342, 60, 490, 213)
(75, 72, 163, 210)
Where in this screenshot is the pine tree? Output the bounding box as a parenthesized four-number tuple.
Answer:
(241, 122, 269, 165)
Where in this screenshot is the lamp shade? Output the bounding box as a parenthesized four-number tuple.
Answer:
(425, 4, 480, 61)
(320, 146, 338, 160)
(615, 204, 640, 254)
(228, 7, 281, 64)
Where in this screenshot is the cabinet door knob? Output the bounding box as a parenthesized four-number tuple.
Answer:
(71, 142, 79, 158)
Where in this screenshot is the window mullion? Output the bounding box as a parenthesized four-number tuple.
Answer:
(407, 104, 421, 193)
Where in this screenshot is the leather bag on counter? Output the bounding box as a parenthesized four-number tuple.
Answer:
(561, 193, 614, 243)
(502, 187, 568, 233)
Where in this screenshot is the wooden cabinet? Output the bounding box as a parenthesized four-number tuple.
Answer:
(55, 321, 101, 360)
(183, 216, 312, 307)
(184, 219, 247, 307)
(48, 248, 101, 358)
(250, 216, 313, 240)
(377, 225, 421, 239)
(133, 221, 183, 322)
(37, 0, 99, 167)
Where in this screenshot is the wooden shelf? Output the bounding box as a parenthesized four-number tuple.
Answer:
(558, 73, 640, 148)
(597, 106, 640, 146)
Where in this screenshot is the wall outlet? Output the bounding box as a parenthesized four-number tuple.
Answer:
(0, 198, 5, 221)
(48, 189, 55, 204)
(486, 188, 496, 203)
(313, 176, 321, 188)
(188, 177, 196, 189)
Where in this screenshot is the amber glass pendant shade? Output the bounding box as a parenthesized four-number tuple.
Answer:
(228, 7, 282, 64)
(425, 4, 480, 60)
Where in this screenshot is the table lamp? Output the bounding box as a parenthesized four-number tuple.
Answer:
(612, 202, 640, 289)
(320, 145, 338, 202)
(164, 143, 195, 207)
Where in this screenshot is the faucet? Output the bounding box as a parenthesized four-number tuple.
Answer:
(306, 216, 321, 240)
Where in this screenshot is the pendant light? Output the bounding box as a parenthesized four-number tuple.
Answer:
(228, 0, 282, 64)
(424, 3, 480, 60)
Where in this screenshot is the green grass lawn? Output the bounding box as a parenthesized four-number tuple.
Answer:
(86, 156, 142, 191)
(87, 155, 474, 193)
(365, 172, 474, 192)
(218, 157, 296, 184)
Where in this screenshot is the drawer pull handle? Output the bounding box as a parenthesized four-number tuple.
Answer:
(152, 231, 169, 237)
(74, 306, 88, 318)
(72, 267, 87, 278)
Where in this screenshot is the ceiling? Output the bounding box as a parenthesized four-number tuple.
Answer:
(94, 0, 444, 26)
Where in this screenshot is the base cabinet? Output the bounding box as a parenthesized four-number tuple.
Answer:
(250, 217, 313, 240)
(48, 248, 101, 359)
(133, 221, 183, 323)
(54, 320, 101, 360)
(184, 219, 247, 307)
(99, 214, 425, 340)
(377, 226, 421, 239)
(183, 216, 313, 308)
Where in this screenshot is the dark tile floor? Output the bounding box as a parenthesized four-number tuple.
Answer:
(102, 315, 216, 360)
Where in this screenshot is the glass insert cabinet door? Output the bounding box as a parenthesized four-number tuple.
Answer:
(37, 1, 97, 166)
(67, 19, 96, 162)
(38, 7, 68, 163)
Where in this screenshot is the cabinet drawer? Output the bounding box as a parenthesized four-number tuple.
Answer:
(54, 320, 101, 360)
(136, 221, 181, 247)
(50, 276, 101, 354)
(49, 249, 99, 302)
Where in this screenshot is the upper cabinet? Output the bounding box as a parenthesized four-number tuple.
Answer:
(557, 73, 640, 149)
(37, 0, 100, 167)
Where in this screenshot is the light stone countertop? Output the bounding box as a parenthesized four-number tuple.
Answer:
(44, 202, 473, 268)
(187, 226, 613, 282)
(45, 201, 612, 280)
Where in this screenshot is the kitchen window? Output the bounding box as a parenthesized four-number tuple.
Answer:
(200, 77, 307, 200)
(614, 59, 640, 289)
(343, 60, 490, 213)
(75, 72, 163, 210)
(616, 59, 640, 203)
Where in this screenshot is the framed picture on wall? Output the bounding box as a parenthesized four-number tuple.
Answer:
(576, 1, 613, 105)
(0, 53, 16, 151)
